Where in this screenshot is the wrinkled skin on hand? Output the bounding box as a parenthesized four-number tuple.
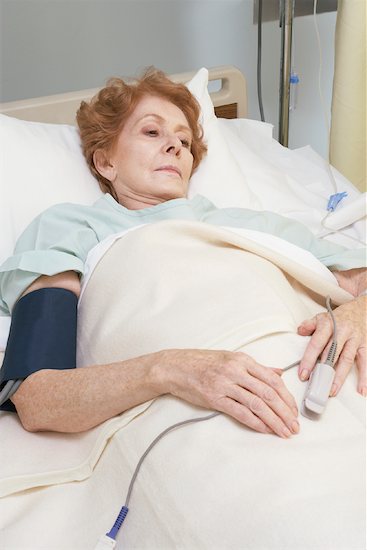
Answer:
(297, 296, 366, 396)
(166, 349, 299, 438)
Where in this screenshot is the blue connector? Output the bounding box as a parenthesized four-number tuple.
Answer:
(106, 505, 129, 540)
(327, 192, 348, 212)
(94, 506, 129, 548)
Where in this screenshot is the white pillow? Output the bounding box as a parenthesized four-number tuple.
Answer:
(0, 67, 255, 268)
(216, 117, 365, 241)
(0, 115, 103, 266)
(186, 69, 259, 209)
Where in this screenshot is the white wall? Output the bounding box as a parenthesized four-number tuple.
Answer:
(0, 0, 336, 158)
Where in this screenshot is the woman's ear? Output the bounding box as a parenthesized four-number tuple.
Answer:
(93, 149, 116, 182)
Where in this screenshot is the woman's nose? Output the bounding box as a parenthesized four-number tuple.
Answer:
(165, 135, 182, 155)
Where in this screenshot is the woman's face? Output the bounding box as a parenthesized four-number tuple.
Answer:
(96, 95, 194, 209)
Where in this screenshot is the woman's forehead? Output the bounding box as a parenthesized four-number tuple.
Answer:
(128, 95, 190, 128)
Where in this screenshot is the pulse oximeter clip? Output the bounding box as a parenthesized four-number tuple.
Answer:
(301, 296, 337, 418)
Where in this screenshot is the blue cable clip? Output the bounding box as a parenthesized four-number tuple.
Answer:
(106, 505, 129, 540)
(327, 192, 348, 212)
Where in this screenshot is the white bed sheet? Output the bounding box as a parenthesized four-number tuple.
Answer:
(0, 226, 351, 498)
(0, 221, 365, 550)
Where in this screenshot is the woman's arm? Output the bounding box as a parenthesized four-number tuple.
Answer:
(13, 348, 299, 438)
(297, 268, 366, 397)
(11, 271, 164, 432)
(12, 352, 166, 432)
(10, 273, 299, 437)
(333, 267, 367, 297)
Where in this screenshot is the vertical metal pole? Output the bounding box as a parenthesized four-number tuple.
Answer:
(278, 0, 294, 146)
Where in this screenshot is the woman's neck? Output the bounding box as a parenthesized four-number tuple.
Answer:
(115, 190, 187, 211)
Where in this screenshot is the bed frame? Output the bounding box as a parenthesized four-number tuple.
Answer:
(0, 65, 247, 124)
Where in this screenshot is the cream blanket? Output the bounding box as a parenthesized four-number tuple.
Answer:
(0, 221, 365, 549)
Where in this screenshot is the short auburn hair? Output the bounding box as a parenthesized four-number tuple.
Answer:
(76, 67, 207, 199)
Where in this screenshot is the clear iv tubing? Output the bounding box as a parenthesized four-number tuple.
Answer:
(318, 211, 367, 246)
(312, 0, 337, 196)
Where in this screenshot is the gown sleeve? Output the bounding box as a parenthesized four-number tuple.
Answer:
(0, 203, 99, 314)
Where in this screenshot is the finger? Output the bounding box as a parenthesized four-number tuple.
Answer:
(235, 377, 299, 437)
(330, 339, 358, 397)
(356, 346, 366, 397)
(271, 368, 283, 376)
(217, 396, 272, 435)
(227, 387, 294, 439)
(246, 391, 295, 439)
(246, 362, 298, 415)
(319, 319, 356, 365)
(297, 318, 317, 336)
(299, 314, 333, 380)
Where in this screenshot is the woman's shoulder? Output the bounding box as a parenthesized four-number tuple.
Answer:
(17, 195, 112, 241)
(32, 196, 106, 223)
(11, 200, 106, 259)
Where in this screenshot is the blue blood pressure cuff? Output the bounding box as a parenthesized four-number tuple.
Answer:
(0, 287, 78, 412)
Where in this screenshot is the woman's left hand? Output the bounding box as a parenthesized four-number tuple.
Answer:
(297, 296, 366, 397)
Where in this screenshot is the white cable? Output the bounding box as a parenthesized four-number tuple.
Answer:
(317, 226, 367, 246)
(317, 208, 367, 246)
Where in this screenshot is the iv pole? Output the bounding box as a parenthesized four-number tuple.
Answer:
(278, 0, 294, 146)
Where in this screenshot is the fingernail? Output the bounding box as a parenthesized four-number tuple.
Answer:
(300, 369, 308, 381)
(330, 383, 338, 397)
(282, 427, 292, 438)
(291, 420, 300, 434)
(359, 386, 367, 397)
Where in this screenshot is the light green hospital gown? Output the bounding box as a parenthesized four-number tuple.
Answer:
(0, 193, 365, 315)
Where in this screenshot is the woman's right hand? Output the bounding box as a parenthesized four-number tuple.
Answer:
(159, 349, 300, 439)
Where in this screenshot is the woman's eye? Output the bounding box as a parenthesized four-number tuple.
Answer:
(180, 138, 191, 148)
(145, 129, 159, 137)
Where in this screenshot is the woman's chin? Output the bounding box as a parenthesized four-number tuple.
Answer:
(157, 182, 188, 200)
(166, 189, 187, 200)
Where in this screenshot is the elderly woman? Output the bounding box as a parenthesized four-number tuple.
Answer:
(0, 69, 365, 438)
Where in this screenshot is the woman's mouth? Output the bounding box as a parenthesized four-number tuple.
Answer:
(156, 165, 182, 177)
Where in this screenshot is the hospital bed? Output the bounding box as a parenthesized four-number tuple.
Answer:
(0, 65, 366, 550)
